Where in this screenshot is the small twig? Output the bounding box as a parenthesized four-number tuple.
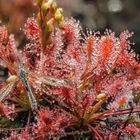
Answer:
(0, 126, 32, 132)
(117, 102, 133, 138)
(87, 124, 104, 140)
(44, 91, 75, 114)
(91, 106, 140, 120)
(65, 130, 91, 136)
(27, 111, 31, 128)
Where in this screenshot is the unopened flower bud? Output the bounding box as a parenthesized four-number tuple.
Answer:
(41, 0, 53, 11)
(51, 2, 57, 11)
(54, 8, 64, 21)
(47, 18, 54, 32)
(33, 0, 42, 7)
(96, 93, 106, 100)
(6, 75, 18, 83)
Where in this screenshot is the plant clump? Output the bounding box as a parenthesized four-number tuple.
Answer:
(0, 0, 140, 139)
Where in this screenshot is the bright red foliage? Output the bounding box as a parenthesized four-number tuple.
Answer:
(0, 1, 140, 140)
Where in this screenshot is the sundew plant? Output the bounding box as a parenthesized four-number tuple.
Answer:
(0, 0, 140, 139)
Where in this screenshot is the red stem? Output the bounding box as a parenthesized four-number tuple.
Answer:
(87, 124, 104, 140)
(91, 106, 140, 120)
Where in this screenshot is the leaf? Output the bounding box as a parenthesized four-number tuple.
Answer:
(40, 76, 71, 88)
(87, 124, 105, 140)
(13, 92, 31, 111)
(0, 82, 15, 101)
(86, 98, 107, 121)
